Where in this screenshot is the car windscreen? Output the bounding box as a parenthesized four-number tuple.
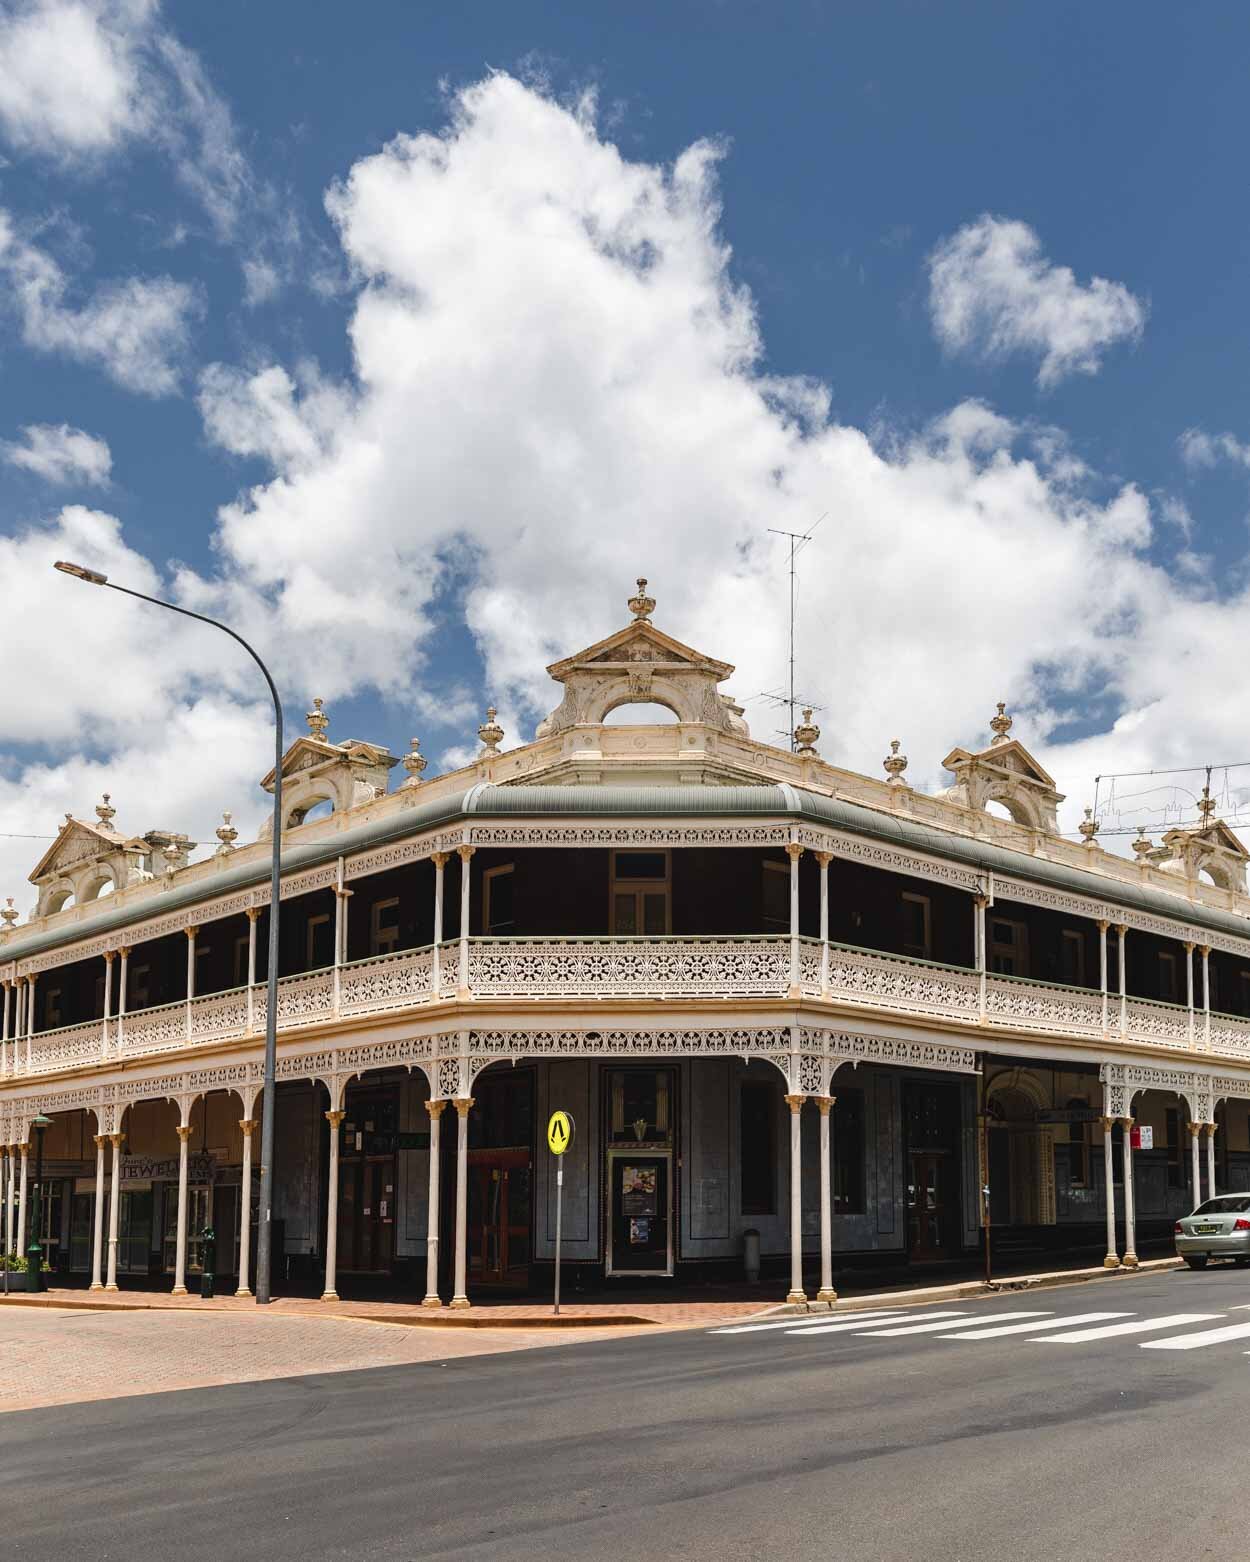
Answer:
(1193, 1196, 1250, 1215)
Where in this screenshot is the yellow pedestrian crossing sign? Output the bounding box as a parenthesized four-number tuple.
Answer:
(547, 1110, 575, 1156)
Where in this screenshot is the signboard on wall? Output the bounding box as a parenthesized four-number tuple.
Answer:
(121, 1154, 215, 1183)
(1130, 1126, 1154, 1151)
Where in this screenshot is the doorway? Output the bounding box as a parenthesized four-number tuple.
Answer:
(606, 1151, 672, 1276)
(903, 1080, 963, 1262)
(338, 1086, 398, 1274)
(467, 1149, 531, 1287)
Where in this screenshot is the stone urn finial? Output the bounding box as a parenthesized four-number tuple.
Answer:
(215, 811, 238, 853)
(0, 898, 18, 929)
(1078, 806, 1099, 847)
(478, 706, 504, 756)
(402, 736, 428, 787)
(989, 701, 1013, 746)
(793, 708, 820, 755)
(95, 792, 116, 829)
(1132, 825, 1154, 862)
(883, 738, 909, 786)
(627, 577, 656, 623)
(306, 696, 329, 740)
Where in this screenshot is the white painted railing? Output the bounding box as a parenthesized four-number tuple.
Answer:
(11, 934, 1250, 1077)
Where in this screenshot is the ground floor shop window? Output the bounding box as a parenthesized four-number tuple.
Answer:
(739, 1081, 776, 1216)
(834, 1091, 865, 1214)
(162, 1185, 210, 1274)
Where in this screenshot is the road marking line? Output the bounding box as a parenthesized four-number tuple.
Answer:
(783, 1311, 964, 1337)
(1034, 1313, 1221, 1343)
(857, 1311, 1048, 1337)
(937, 1311, 1129, 1340)
(1142, 1321, 1250, 1351)
(712, 1310, 911, 1335)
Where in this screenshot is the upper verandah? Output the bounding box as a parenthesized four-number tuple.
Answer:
(5, 577, 1249, 958)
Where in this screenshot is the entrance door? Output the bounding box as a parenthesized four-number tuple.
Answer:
(338, 1160, 394, 1272)
(607, 1153, 672, 1276)
(467, 1150, 531, 1287)
(908, 1153, 954, 1262)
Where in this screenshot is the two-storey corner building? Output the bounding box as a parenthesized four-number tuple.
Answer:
(4, 580, 1250, 1306)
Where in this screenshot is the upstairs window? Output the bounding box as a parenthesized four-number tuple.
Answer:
(761, 860, 789, 932)
(129, 963, 151, 1010)
(44, 987, 63, 1029)
(370, 897, 401, 957)
(989, 919, 1028, 977)
(1157, 952, 1179, 1004)
(306, 912, 333, 970)
(232, 935, 250, 989)
(1060, 930, 1086, 987)
(900, 893, 931, 960)
(483, 865, 516, 936)
(610, 851, 670, 936)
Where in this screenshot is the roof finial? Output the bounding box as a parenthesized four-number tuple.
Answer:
(215, 810, 238, 854)
(0, 898, 17, 929)
(306, 696, 329, 740)
(883, 737, 909, 787)
(95, 792, 116, 828)
(1078, 806, 1099, 846)
(478, 706, 504, 756)
(402, 736, 428, 787)
(628, 577, 656, 623)
(1198, 784, 1217, 828)
(793, 708, 820, 755)
(989, 701, 1013, 746)
(1132, 825, 1154, 862)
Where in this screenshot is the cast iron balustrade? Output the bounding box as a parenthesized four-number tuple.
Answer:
(8, 933, 1250, 1077)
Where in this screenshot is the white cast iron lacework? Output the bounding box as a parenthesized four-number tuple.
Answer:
(984, 975, 1103, 1036)
(824, 945, 980, 1021)
(466, 936, 792, 998)
(794, 826, 982, 894)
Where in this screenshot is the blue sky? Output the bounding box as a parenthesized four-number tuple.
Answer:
(1, 1, 1249, 890)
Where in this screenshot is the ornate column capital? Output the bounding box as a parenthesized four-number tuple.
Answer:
(1200, 944, 1211, 957)
(425, 1099, 447, 1120)
(453, 1097, 475, 1118)
(456, 844, 476, 864)
(1183, 941, 1195, 954)
(1118, 1115, 1134, 1129)
(183, 926, 197, 941)
(784, 842, 804, 862)
(431, 851, 451, 870)
(1100, 1115, 1116, 1131)
(239, 1118, 256, 1137)
(102, 950, 116, 965)
(108, 1132, 125, 1148)
(1205, 1122, 1219, 1138)
(117, 945, 132, 959)
(814, 850, 833, 869)
(325, 1109, 346, 1128)
(93, 1133, 107, 1148)
(245, 907, 262, 924)
(814, 1095, 836, 1115)
(175, 1124, 193, 1143)
(783, 1093, 807, 1112)
(1097, 919, 1110, 933)
(1188, 1121, 1202, 1138)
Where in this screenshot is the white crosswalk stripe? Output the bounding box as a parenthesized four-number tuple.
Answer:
(785, 1310, 969, 1336)
(712, 1309, 913, 1335)
(938, 1311, 1129, 1339)
(854, 1311, 1046, 1337)
(1141, 1321, 1250, 1351)
(1033, 1313, 1221, 1343)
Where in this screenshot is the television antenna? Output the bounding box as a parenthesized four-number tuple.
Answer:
(767, 514, 827, 750)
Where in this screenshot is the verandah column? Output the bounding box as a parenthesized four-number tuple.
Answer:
(1120, 1113, 1138, 1267)
(815, 1095, 836, 1303)
(321, 1109, 345, 1301)
(245, 909, 260, 1034)
(1, 1147, 9, 1254)
(1189, 1121, 1202, 1208)
(1100, 1116, 1119, 1267)
(16, 1140, 29, 1259)
(1098, 922, 1109, 1034)
(236, 1117, 256, 1297)
(5, 1143, 14, 1254)
(1116, 924, 1128, 1038)
(974, 895, 988, 1022)
(332, 867, 351, 1017)
(1184, 942, 1195, 1047)
(456, 846, 475, 997)
(105, 1130, 123, 1290)
(184, 926, 197, 1040)
(101, 952, 115, 1059)
(1, 980, 9, 1077)
(90, 1131, 107, 1290)
(815, 852, 832, 996)
(1201, 946, 1211, 1048)
(450, 1097, 474, 1308)
(1205, 1122, 1218, 1201)
(784, 1093, 807, 1305)
(117, 948, 130, 1050)
(25, 972, 35, 1069)
(422, 1099, 446, 1307)
(785, 842, 804, 995)
(431, 853, 449, 996)
(172, 1121, 193, 1295)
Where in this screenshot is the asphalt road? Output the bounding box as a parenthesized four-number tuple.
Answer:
(3, 1266, 1248, 1562)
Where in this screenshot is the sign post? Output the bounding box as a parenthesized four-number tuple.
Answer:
(547, 1111, 575, 1315)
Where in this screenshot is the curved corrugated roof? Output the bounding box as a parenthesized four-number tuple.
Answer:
(5, 781, 1249, 964)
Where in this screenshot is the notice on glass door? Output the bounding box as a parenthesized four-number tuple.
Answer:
(620, 1165, 657, 1216)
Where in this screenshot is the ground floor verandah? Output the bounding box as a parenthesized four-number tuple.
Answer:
(5, 1037, 1249, 1305)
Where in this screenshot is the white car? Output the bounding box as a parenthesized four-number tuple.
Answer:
(1175, 1195, 1250, 1269)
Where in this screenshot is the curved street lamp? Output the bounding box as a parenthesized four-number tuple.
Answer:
(53, 561, 284, 1305)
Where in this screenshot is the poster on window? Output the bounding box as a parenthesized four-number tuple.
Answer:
(620, 1164, 657, 1216)
(629, 1217, 651, 1245)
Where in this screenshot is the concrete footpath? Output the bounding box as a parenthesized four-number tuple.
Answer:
(0, 1253, 1182, 1329)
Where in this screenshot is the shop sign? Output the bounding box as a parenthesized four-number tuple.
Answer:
(1037, 1108, 1101, 1124)
(1130, 1126, 1154, 1150)
(121, 1154, 215, 1183)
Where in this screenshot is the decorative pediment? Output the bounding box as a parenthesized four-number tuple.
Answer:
(28, 796, 149, 916)
(940, 705, 1064, 835)
(536, 579, 745, 736)
(261, 699, 398, 834)
(1158, 790, 1249, 892)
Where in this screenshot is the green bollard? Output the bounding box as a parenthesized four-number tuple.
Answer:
(200, 1225, 216, 1299)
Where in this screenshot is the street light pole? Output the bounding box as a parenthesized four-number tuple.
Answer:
(54, 560, 284, 1304)
(26, 1113, 51, 1293)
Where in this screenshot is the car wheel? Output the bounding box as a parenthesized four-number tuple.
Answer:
(1185, 1256, 1209, 1270)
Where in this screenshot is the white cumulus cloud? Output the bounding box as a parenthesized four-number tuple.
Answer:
(0, 206, 199, 392)
(1179, 427, 1250, 471)
(2, 421, 111, 483)
(928, 214, 1146, 387)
